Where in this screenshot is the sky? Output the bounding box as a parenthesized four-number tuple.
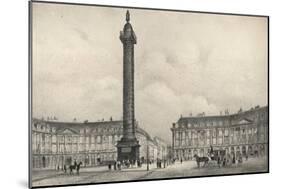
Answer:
(32, 2, 268, 143)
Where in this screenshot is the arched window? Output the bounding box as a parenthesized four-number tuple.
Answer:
(97, 136, 101, 144)
(193, 149, 198, 155)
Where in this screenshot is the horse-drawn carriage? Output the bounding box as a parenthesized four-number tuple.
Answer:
(194, 148, 231, 168)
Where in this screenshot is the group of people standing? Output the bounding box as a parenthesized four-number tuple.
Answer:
(108, 159, 143, 171)
(108, 161, 122, 170)
(156, 159, 167, 168)
(108, 159, 170, 170)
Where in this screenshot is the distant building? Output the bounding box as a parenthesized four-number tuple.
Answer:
(31, 119, 167, 169)
(171, 106, 268, 160)
(154, 137, 168, 160)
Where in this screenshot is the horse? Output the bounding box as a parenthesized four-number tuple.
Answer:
(76, 162, 82, 175)
(69, 162, 82, 175)
(193, 154, 209, 168)
(69, 164, 76, 175)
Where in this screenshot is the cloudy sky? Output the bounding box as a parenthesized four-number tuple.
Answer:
(32, 2, 268, 143)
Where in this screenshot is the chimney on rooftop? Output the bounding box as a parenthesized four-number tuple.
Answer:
(255, 105, 260, 109)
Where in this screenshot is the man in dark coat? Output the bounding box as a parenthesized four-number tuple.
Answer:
(114, 161, 117, 170)
(210, 145, 214, 154)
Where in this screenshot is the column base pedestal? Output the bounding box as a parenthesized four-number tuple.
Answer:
(117, 138, 140, 161)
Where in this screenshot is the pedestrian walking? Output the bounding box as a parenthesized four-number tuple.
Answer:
(63, 164, 67, 173)
(117, 161, 121, 170)
(108, 163, 112, 170)
(114, 161, 117, 170)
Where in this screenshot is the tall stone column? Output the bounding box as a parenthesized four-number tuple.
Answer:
(117, 10, 140, 161)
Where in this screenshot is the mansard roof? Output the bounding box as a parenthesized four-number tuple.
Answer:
(44, 120, 123, 128)
(178, 105, 268, 123)
(136, 127, 153, 141)
(32, 119, 159, 143)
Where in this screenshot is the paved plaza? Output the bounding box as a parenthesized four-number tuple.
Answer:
(32, 157, 268, 187)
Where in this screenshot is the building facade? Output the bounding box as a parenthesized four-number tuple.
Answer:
(171, 106, 268, 160)
(32, 119, 167, 169)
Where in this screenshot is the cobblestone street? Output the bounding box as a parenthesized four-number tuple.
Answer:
(32, 157, 268, 187)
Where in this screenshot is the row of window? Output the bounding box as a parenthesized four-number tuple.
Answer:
(32, 142, 119, 154)
(178, 120, 228, 128)
(174, 134, 266, 147)
(32, 123, 122, 134)
(32, 133, 123, 145)
(176, 116, 267, 128)
(174, 127, 264, 139)
(33, 133, 161, 147)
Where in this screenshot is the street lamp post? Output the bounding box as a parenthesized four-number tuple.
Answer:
(146, 136, 149, 171)
(162, 147, 165, 168)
